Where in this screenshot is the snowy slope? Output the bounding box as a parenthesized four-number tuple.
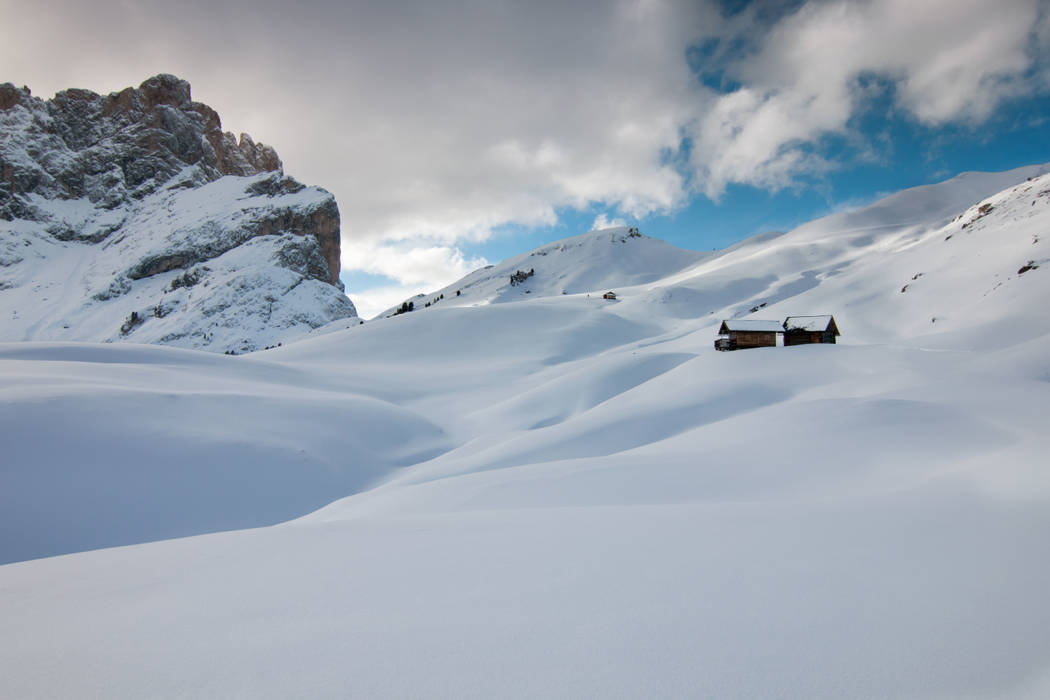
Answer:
(616, 163, 1050, 342)
(379, 226, 709, 316)
(2, 165, 1050, 699)
(1, 170, 356, 352)
(381, 163, 1047, 329)
(0, 340, 449, 564)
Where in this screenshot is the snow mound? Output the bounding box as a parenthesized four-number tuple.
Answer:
(0, 341, 448, 563)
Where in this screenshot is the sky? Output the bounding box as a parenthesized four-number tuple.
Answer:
(3, 0, 1050, 317)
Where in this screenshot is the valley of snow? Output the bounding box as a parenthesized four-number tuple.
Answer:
(2, 165, 1050, 698)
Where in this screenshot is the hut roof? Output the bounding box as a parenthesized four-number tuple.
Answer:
(719, 319, 784, 333)
(783, 315, 840, 334)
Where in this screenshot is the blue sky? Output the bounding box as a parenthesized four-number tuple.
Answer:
(6, 0, 1049, 317)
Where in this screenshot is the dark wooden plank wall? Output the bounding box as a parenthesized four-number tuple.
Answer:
(730, 331, 777, 348)
(784, 330, 836, 345)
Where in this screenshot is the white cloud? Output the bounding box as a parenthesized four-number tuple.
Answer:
(591, 213, 628, 230)
(346, 284, 429, 321)
(340, 238, 488, 318)
(691, 0, 1049, 198)
(0, 0, 719, 292)
(343, 241, 488, 288)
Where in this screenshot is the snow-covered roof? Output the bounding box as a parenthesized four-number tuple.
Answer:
(719, 319, 783, 333)
(783, 315, 838, 332)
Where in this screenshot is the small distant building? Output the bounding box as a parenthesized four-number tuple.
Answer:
(783, 315, 840, 345)
(715, 319, 783, 351)
(603, 291, 617, 300)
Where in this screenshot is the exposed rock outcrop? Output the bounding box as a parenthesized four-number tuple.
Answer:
(1, 75, 285, 206)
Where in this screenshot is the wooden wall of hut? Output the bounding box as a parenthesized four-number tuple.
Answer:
(784, 330, 837, 346)
(730, 331, 777, 348)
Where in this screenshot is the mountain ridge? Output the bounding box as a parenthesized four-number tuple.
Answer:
(0, 74, 356, 353)
(378, 226, 710, 318)
(375, 162, 1049, 333)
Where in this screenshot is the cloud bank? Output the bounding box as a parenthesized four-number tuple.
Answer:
(3, 0, 1048, 315)
(691, 0, 1050, 198)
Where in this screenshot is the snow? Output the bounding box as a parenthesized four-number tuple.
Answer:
(783, 315, 835, 331)
(719, 318, 784, 332)
(2, 165, 1050, 698)
(0, 169, 356, 353)
(377, 225, 709, 318)
(0, 341, 449, 563)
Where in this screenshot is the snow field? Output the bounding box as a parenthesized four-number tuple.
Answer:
(2, 165, 1050, 697)
(0, 341, 448, 563)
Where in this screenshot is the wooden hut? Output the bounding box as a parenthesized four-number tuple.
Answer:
(603, 291, 617, 300)
(715, 319, 783, 351)
(782, 315, 840, 345)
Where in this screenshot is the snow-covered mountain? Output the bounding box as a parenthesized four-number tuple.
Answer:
(2, 164, 1050, 699)
(627, 163, 1050, 344)
(0, 75, 356, 353)
(386, 163, 1049, 338)
(380, 226, 709, 316)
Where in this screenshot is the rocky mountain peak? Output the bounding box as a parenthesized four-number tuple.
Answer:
(0, 83, 30, 110)
(138, 73, 193, 109)
(0, 75, 355, 353)
(0, 73, 287, 221)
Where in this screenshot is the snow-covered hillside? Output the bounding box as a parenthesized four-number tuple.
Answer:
(0, 75, 356, 353)
(379, 226, 709, 316)
(624, 163, 1050, 346)
(2, 165, 1050, 699)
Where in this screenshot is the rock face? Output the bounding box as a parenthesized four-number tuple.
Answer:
(1, 75, 286, 212)
(0, 75, 355, 353)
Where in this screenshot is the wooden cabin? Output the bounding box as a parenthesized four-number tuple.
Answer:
(783, 315, 840, 345)
(715, 319, 783, 351)
(603, 291, 617, 300)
